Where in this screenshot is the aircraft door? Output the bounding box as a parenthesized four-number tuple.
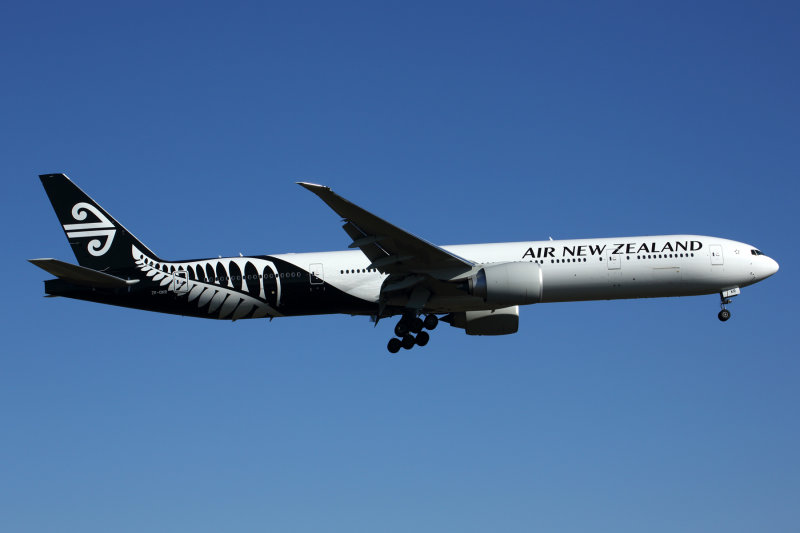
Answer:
(309, 263, 324, 285)
(607, 250, 622, 288)
(710, 245, 724, 265)
(172, 270, 189, 295)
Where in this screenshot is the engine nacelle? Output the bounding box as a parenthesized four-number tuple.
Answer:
(468, 261, 542, 306)
(444, 306, 519, 336)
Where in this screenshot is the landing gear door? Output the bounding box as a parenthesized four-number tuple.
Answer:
(710, 245, 724, 265)
(172, 270, 189, 295)
(309, 263, 324, 285)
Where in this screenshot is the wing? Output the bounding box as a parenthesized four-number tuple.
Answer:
(298, 182, 474, 277)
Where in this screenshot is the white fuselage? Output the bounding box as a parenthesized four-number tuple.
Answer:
(272, 235, 779, 313)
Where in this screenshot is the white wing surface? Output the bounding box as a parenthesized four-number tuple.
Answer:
(298, 182, 474, 276)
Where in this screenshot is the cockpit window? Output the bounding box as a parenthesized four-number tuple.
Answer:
(751, 249, 764, 256)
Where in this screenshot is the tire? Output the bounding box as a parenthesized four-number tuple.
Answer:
(423, 314, 438, 330)
(401, 334, 416, 350)
(415, 331, 430, 347)
(718, 309, 731, 322)
(395, 321, 409, 337)
(409, 317, 423, 334)
(387, 338, 401, 353)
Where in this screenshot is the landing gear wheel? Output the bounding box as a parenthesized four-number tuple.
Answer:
(409, 317, 423, 334)
(401, 334, 416, 350)
(423, 314, 438, 330)
(415, 331, 430, 347)
(387, 338, 401, 353)
(394, 321, 409, 337)
(717, 290, 737, 323)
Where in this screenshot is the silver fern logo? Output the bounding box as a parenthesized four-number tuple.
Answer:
(131, 245, 282, 320)
(63, 202, 116, 256)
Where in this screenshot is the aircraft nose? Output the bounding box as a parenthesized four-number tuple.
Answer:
(766, 257, 779, 277)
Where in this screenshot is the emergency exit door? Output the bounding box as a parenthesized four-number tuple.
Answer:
(309, 263, 324, 285)
(172, 270, 189, 294)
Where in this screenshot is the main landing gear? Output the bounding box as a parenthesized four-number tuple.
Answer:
(387, 313, 439, 353)
(718, 287, 740, 322)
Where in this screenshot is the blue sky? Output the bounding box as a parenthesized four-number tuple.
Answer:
(2, 2, 798, 531)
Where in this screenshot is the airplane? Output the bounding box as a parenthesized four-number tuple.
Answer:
(31, 173, 779, 353)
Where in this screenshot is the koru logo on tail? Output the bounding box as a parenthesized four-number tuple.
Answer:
(63, 202, 116, 256)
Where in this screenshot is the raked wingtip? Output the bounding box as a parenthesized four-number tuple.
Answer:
(296, 181, 329, 192)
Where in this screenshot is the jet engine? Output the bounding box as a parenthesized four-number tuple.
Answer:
(466, 262, 542, 306)
(443, 306, 520, 336)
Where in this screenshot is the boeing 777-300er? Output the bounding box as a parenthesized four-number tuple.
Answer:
(31, 174, 779, 353)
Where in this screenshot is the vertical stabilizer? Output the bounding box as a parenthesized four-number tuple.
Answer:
(39, 173, 162, 271)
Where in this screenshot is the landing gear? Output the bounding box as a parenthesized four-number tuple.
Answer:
(423, 314, 438, 330)
(394, 321, 409, 337)
(718, 288, 739, 322)
(415, 331, 430, 346)
(401, 334, 416, 350)
(386, 314, 438, 353)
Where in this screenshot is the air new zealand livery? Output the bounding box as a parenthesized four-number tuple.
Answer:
(31, 174, 779, 353)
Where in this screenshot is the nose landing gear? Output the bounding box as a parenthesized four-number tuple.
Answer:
(718, 287, 740, 322)
(387, 314, 438, 353)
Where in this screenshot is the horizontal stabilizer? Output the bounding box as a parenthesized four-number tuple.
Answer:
(29, 258, 139, 288)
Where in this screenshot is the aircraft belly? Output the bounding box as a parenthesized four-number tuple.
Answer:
(340, 279, 381, 304)
(197, 287, 215, 307)
(232, 302, 254, 320)
(680, 263, 740, 292)
(207, 291, 226, 314)
(271, 275, 377, 316)
(539, 262, 721, 302)
(218, 295, 239, 319)
(540, 266, 609, 302)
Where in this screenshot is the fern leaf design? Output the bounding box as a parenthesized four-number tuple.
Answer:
(130, 244, 283, 319)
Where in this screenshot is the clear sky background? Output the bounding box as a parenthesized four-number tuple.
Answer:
(2, 2, 798, 532)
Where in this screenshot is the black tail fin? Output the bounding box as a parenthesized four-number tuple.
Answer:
(39, 174, 162, 271)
